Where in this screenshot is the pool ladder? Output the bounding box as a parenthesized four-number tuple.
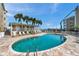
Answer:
(25, 49, 38, 56)
(34, 48, 38, 56)
(26, 50, 30, 56)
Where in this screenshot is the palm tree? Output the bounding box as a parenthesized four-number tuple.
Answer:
(31, 18, 37, 25)
(39, 20, 42, 25)
(28, 17, 33, 25)
(36, 20, 42, 26)
(14, 13, 23, 23)
(23, 16, 29, 24)
(30, 18, 42, 26)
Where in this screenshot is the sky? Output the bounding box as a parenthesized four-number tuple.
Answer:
(4, 3, 79, 29)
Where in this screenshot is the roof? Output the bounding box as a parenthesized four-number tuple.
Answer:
(9, 22, 38, 27)
(0, 3, 7, 12)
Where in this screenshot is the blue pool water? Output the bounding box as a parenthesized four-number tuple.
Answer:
(12, 34, 66, 52)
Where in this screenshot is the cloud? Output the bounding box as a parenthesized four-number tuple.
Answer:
(42, 22, 60, 29)
(6, 13, 13, 17)
(43, 23, 53, 29)
(15, 7, 33, 12)
(5, 3, 33, 13)
(5, 3, 60, 16)
(50, 3, 59, 14)
(46, 24, 60, 29)
(9, 7, 33, 13)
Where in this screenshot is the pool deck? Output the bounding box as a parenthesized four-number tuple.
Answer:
(0, 33, 79, 56)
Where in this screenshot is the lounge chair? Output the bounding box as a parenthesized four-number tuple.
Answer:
(22, 31, 25, 35)
(26, 31, 29, 34)
(18, 31, 22, 36)
(24, 31, 26, 34)
(12, 31, 17, 37)
(24, 31, 29, 34)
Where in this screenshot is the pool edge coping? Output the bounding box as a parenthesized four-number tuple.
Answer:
(9, 33, 68, 55)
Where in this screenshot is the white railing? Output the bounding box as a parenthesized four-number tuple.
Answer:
(0, 32, 5, 38)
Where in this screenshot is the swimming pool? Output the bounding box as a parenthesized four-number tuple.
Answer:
(12, 34, 66, 53)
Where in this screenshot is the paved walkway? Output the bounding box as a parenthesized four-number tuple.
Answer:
(0, 33, 79, 56)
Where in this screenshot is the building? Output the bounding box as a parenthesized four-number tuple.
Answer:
(63, 16, 75, 31)
(62, 6, 79, 31)
(75, 6, 79, 29)
(0, 3, 7, 32)
(8, 22, 41, 36)
(63, 19, 67, 31)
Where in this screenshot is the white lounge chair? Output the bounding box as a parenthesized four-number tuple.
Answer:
(22, 31, 25, 35)
(12, 31, 17, 37)
(27, 31, 29, 34)
(19, 31, 22, 36)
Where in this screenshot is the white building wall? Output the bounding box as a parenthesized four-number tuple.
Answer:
(0, 3, 6, 32)
(75, 7, 79, 26)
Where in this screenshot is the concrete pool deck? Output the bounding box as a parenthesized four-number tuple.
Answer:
(0, 33, 79, 56)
